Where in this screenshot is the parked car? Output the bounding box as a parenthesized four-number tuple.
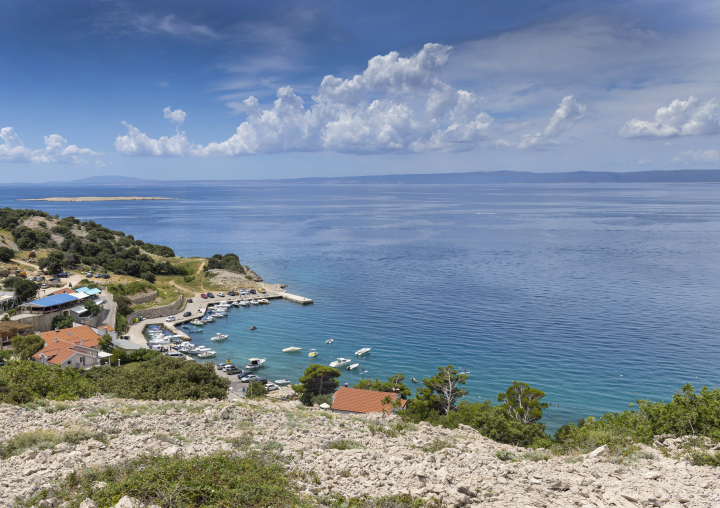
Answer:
(265, 383, 279, 391)
(102, 274, 110, 279)
(225, 366, 243, 375)
(95, 273, 103, 278)
(86, 272, 93, 277)
(222, 364, 238, 372)
(37, 276, 45, 281)
(183, 311, 192, 317)
(239, 374, 259, 383)
(200, 294, 208, 299)
(165, 316, 176, 322)
(249, 289, 257, 294)
(207, 292, 215, 298)
(40, 284, 48, 289)
(188, 298, 193, 303)
(217, 292, 225, 297)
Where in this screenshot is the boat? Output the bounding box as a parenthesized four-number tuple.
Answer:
(190, 319, 205, 326)
(274, 379, 291, 385)
(282, 347, 302, 353)
(259, 299, 269, 304)
(325, 339, 334, 344)
(329, 358, 351, 368)
(239, 300, 250, 307)
(211, 333, 229, 341)
(198, 350, 216, 359)
(246, 358, 266, 370)
(347, 363, 359, 371)
(231, 300, 240, 307)
(411, 377, 419, 383)
(250, 326, 257, 330)
(355, 348, 371, 356)
(308, 348, 318, 358)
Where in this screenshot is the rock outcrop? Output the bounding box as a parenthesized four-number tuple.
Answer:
(0, 397, 717, 507)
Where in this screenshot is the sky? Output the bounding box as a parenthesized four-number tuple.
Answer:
(1, 0, 719, 182)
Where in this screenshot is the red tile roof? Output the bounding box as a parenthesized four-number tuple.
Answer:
(52, 288, 76, 295)
(38, 325, 100, 349)
(32, 339, 96, 366)
(331, 387, 406, 414)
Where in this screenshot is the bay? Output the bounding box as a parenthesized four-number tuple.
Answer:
(3, 182, 720, 431)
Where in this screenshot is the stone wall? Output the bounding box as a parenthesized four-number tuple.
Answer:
(127, 290, 159, 305)
(128, 295, 185, 322)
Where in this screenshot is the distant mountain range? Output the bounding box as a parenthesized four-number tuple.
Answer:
(12, 169, 720, 186)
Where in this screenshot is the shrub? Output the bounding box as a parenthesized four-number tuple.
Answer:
(0, 428, 103, 459)
(0, 246, 13, 262)
(11, 335, 46, 360)
(51, 314, 75, 330)
(327, 439, 364, 450)
(496, 450, 517, 462)
(421, 438, 455, 453)
(246, 380, 268, 399)
(0, 360, 95, 405)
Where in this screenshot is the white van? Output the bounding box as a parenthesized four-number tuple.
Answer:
(165, 351, 185, 359)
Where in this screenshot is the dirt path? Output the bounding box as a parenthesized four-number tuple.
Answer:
(167, 258, 207, 294)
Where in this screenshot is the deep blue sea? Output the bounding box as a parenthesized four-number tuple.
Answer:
(2, 182, 719, 431)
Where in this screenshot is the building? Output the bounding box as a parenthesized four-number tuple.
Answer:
(330, 386, 407, 415)
(0, 321, 34, 349)
(19, 293, 87, 315)
(33, 337, 101, 368)
(37, 325, 103, 349)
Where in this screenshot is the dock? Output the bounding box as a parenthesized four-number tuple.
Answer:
(280, 293, 313, 305)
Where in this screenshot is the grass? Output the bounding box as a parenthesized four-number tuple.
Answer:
(496, 450, 517, 462)
(367, 421, 415, 437)
(327, 439, 365, 450)
(23, 452, 312, 508)
(0, 428, 105, 459)
(421, 438, 455, 453)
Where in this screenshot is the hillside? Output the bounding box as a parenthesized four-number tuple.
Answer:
(1, 396, 716, 508)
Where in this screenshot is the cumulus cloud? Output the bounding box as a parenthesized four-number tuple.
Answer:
(496, 95, 589, 149)
(620, 96, 720, 138)
(0, 127, 98, 164)
(116, 44, 495, 157)
(671, 149, 720, 165)
(163, 106, 187, 125)
(134, 14, 218, 38)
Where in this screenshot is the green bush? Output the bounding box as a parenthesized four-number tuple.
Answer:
(0, 361, 95, 405)
(51, 314, 74, 330)
(0, 428, 104, 459)
(246, 380, 268, 399)
(25, 452, 310, 508)
(327, 439, 364, 450)
(11, 335, 46, 361)
(85, 355, 230, 400)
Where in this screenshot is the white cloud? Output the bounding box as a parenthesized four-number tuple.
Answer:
(0, 127, 99, 164)
(620, 96, 720, 138)
(671, 149, 720, 164)
(496, 95, 589, 150)
(134, 14, 218, 38)
(163, 106, 187, 125)
(117, 44, 496, 157)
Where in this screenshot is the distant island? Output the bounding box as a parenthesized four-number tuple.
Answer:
(16, 196, 174, 202)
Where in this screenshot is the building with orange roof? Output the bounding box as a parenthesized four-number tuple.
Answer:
(330, 386, 407, 415)
(38, 325, 102, 350)
(33, 336, 101, 368)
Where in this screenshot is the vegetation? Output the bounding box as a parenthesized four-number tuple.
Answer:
(498, 381, 549, 425)
(292, 364, 341, 405)
(205, 253, 245, 273)
(11, 334, 46, 360)
(354, 373, 411, 398)
(106, 280, 155, 296)
(406, 365, 468, 417)
(0, 246, 13, 262)
(24, 452, 310, 508)
(106, 348, 161, 365)
(2, 277, 38, 303)
(51, 314, 74, 330)
(0, 428, 104, 459)
(0, 361, 95, 404)
(85, 355, 230, 400)
(327, 439, 364, 450)
(246, 380, 268, 399)
(84, 298, 101, 316)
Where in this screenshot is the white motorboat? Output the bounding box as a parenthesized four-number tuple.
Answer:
(239, 300, 250, 307)
(347, 363, 359, 371)
(355, 348, 371, 356)
(246, 358, 266, 369)
(325, 339, 334, 344)
(282, 347, 302, 353)
(204, 316, 215, 322)
(198, 350, 216, 359)
(259, 299, 269, 304)
(190, 319, 205, 326)
(330, 358, 351, 368)
(231, 300, 240, 306)
(274, 379, 291, 385)
(211, 333, 229, 341)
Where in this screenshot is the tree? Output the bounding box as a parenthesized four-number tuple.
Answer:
(498, 381, 549, 424)
(39, 250, 65, 274)
(292, 364, 341, 401)
(11, 334, 46, 360)
(12, 279, 39, 303)
(0, 246, 13, 262)
(415, 365, 468, 415)
(115, 295, 133, 316)
(246, 380, 268, 399)
(84, 299, 101, 317)
(141, 271, 156, 283)
(354, 372, 411, 398)
(52, 314, 74, 330)
(98, 333, 114, 353)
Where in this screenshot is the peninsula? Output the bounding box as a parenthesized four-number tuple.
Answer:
(16, 196, 173, 202)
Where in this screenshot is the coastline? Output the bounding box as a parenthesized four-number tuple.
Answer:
(16, 196, 174, 202)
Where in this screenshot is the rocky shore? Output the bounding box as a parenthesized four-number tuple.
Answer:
(1, 396, 717, 508)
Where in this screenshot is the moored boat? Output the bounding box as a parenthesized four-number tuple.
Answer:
(211, 333, 229, 341)
(198, 350, 216, 359)
(325, 339, 334, 344)
(246, 358, 266, 369)
(347, 363, 359, 371)
(355, 347, 371, 356)
(308, 348, 318, 358)
(329, 358, 351, 368)
(282, 347, 302, 353)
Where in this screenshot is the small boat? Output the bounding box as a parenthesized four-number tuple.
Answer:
(355, 348, 371, 356)
(259, 299, 269, 304)
(239, 300, 250, 307)
(308, 349, 318, 358)
(198, 350, 216, 359)
(251, 300, 259, 306)
(283, 347, 302, 353)
(250, 326, 257, 330)
(211, 333, 229, 341)
(325, 339, 334, 344)
(411, 377, 419, 383)
(246, 358, 266, 369)
(330, 358, 351, 368)
(274, 379, 291, 385)
(347, 363, 359, 371)
(190, 319, 205, 326)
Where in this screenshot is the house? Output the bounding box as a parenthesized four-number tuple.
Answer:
(330, 386, 407, 415)
(38, 325, 102, 349)
(32, 337, 100, 368)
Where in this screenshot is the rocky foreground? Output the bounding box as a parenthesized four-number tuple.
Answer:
(0, 397, 717, 508)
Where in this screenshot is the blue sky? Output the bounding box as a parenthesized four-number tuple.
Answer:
(1, 0, 719, 182)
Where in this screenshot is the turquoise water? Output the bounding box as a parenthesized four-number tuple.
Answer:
(3, 183, 720, 431)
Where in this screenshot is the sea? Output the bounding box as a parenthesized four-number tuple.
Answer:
(2, 182, 719, 432)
